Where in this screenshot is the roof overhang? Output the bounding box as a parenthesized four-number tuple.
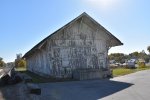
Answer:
(23, 12, 123, 58)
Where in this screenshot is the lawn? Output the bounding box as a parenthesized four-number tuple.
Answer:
(15, 67, 77, 83)
(113, 67, 150, 77)
(15, 66, 150, 83)
(15, 67, 27, 71)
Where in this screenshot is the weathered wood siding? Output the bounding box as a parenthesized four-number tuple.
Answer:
(26, 49, 50, 76)
(47, 18, 109, 77)
(26, 18, 110, 78)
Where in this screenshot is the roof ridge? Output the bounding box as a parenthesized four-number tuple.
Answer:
(23, 12, 123, 58)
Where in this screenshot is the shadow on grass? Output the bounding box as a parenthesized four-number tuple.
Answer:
(18, 70, 78, 83)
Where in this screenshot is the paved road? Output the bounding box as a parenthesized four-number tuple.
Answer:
(39, 70, 150, 100)
(102, 70, 150, 100)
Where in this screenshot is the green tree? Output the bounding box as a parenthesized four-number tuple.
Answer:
(109, 53, 126, 63)
(0, 57, 5, 67)
(15, 59, 26, 68)
(129, 51, 139, 59)
(18, 59, 26, 68)
(138, 50, 146, 59)
(147, 46, 150, 54)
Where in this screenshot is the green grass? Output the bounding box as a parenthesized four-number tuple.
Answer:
(15, 67, 27, 71)
(113, 66, 150, 77)
(15, 67, 77, 83)
(15, 66, 150, 83)
(113, 68, 136, 77)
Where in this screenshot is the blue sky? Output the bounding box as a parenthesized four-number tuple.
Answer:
(0, 0, 150, 62)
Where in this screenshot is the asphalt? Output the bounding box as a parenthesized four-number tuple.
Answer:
(39, 69, 150, 100)
(102, 70, 150, 100)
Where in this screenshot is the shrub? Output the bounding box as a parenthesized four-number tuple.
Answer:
(138, 62, 146, 68)
(15, 59, 26, 68)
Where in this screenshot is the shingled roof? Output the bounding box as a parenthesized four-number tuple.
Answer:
(23, 12, 123, 58)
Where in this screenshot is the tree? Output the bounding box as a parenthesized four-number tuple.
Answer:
(109, 51, 150, 64)
(0, 57, 5, 67)
(0, 57, 2, 61)
(139, 50, 146, 59)
(18, 59, 26, 68)
(147, 46, 150, 54)
(129, 51, 139, 59)
(15, 59, 26, 68)
(109, 53, 126, 63)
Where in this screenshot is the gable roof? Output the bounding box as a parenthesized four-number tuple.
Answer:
(23, 12, 123, 58)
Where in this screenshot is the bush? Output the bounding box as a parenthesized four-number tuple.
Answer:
(138, 62, 146, 68)
(15, 59, 26, 68)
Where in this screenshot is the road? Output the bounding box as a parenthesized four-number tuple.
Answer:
(102, 69, 150, 100)
(39, 70, 150, 100)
